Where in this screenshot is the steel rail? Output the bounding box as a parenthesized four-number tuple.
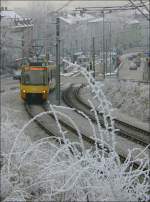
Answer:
(24, 103, 58, 137)
(25, 102, 128, 165)
(118, 79, 150, 84)
(74, 85, 150, 146)
(24, 102, 111, 157)
(62, 85, 150, 147)
(24, 96, 148, 169)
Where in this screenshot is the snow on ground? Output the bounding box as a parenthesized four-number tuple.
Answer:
(1, 79, 49, 141)
(1, 76, 149, 201)
(61, 59, 149, 124)
(102, 79, 149, 123)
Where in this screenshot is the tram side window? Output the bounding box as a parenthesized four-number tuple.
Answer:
(24, 73, 30, 84)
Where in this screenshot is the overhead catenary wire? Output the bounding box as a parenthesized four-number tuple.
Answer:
(48, 0, 73, 15)
(128, 0, 150, 21)
(139, 0, 150, 13)
(56, 0, 73, 12)
(74, 3, 145, 13)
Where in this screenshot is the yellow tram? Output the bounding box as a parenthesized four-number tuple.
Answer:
(20, 60, 55, 102)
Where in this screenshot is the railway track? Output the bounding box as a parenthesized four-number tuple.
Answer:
(24, 88, 149, 169)
(118, 79, 150, 84)
(62, 84, 150, 147)
(25, 101, 134, 164)
(25, 103, 59, 138)
(24, 102, 105, 153)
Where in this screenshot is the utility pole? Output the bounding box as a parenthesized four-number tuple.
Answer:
(74, 4, 147, 79)
(56, 17, 61, 105)
(109, 22, 112, 76)
(75, 39, 78, 52)
(102, 11, 105, 79)
(22, 32, 25, 58)
(92, 37, 95, 78)
(62, 39, 64, 58)
(105, 39, 108, 74)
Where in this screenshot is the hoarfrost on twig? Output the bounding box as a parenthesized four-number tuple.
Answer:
(1, 66, 149, 201)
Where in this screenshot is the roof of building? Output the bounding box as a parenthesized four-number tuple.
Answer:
(60, 13, 94, 24)
(126, 19, 140, 25)
(0, 9, 33, 28)
(88, 17, 103, 23)
(0, 10, 23, 19)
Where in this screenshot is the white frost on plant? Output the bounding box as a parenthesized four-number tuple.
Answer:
(1, 68, 150, 201)
(102, 79, 149, 122)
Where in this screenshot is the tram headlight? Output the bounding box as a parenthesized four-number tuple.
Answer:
(42, 90, 46, 94)
(22, 89, 26, 93)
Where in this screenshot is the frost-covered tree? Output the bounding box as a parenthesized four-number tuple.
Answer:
(0, 19, 16, 72)
(0, 7, 33, 73)
(102, 79, 149, 122)
(1, 67, 149, 201)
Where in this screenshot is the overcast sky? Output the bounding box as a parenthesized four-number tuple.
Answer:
(2, 1, 128, 10)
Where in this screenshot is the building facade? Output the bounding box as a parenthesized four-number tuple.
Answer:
(0, 6, 33, 73)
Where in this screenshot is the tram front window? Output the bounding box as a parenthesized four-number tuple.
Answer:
(22, 70, 48, 85)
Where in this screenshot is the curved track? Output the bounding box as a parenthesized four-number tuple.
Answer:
(62, 84, 150, 147)
(24, 91, 149, 169)
(25, 103, 58, 137)
(25, 102, 134, 163)
(24, 103, 108, 153)
(118, 79, 150, 84)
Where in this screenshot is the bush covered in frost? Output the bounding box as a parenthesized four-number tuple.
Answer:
(1, 68, 149, 201)
(102, 79, 149, 122)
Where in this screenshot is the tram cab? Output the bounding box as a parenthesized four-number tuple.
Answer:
(20, 58, 55, 102)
